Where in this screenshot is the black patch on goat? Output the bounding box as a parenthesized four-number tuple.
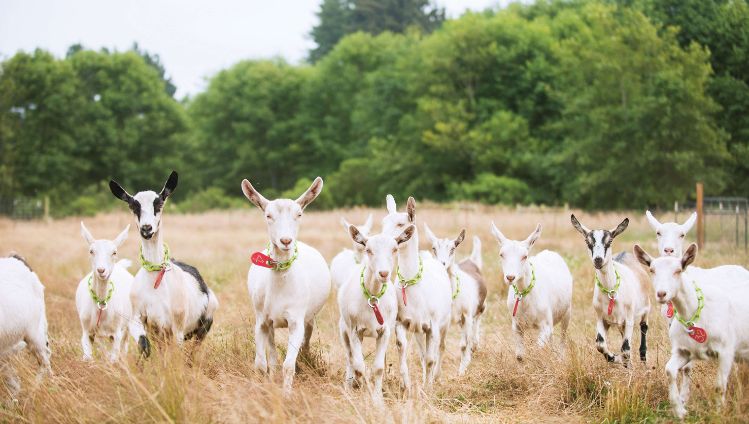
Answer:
(639, 322, 648, 362)
(153, 197, 164, 214)
(138, 335, 151, 358)
(596, 333, 604, 343)
(171, 260, 209, 296)
(613, 252, 628, 263)
(621, 339, 630, 352)
(129, 199, 141, 219)
(8, 254, 32, 272)
(185, 313, 213, 341)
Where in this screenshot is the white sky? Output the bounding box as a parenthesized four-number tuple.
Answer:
(0, 0, 507, 97)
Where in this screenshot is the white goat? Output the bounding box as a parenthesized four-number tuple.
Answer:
(424, 225, 486, 375)
(571, 215, 650, 365)
(491, 223, 572, 361)
(0, 255, 51, 397)
(645, 210, 749, 318)
(337, 224, 414, 401)
(109, 171, 219, 356)
(242, 177, 331, 393)
(77, 222, 146, 362)
(382, 195, 451, 391)
(634, 243, 749, 420)
(331, 214, 373, 291)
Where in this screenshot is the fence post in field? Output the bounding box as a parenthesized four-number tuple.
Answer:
(43, 196, 50, 222)
(696, 183, 704, 249)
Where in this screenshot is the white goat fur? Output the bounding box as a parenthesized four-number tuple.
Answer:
(571, 215, 651, 365)
(331, 214, 373, 291)
(109, 172, 219, 354)
(491, 223, 572, 361)
(645, 211, 749, 316)
(77, 222, 146, 362)
(382, 195, 452, 391)
(634, 244, 749, 420)
(0, 256, 51, 396)
(425, 225, 486, 375)
(337, 224, 414, 401)
(242, 177, 331, 393)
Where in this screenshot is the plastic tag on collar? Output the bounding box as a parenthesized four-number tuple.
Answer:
(372, 303, 384, 325)
(666, 302, 674, 319)
(96, 309, 104, 327)
(688, 326, 707, 343)
(154, 267, 169, 289)
(401, 286, 407, 306)
(251, 252, 275, 268)
(607, 298, 615, 316)
(512, 298, 520, 317)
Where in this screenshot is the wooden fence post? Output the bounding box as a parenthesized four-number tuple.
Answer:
(696, 183, 704, 249)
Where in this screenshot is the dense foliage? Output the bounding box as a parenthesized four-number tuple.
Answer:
(0, 0, 746, 215)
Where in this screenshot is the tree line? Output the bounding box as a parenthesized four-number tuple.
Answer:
(0, 0, 747, 216)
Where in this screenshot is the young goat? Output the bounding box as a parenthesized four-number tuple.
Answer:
(571, 215, 650, 366)
(109, 171, 219, 356)
(634, 244, 749, 419)
(382, 195, 451, 391)
(337, 224, 414, 401)
(646, 210, 749, 318)
(331, 214, 373, 291)
(77, 222, 145, 362)
(491, 223, 572, 361)
(242, 177, 331, 394)
(0, 255, 51, 397)
(424, 225, 486, 375)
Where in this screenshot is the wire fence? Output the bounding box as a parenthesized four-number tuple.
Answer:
(0, 196, 45, 220)
(677, 197, 748, 250)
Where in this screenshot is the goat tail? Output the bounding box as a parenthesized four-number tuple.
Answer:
(116, 259, 133, 270)
(470, 236, 483, 270)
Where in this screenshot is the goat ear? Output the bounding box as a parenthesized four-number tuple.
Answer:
(406, 197, 416, 222)
(340, 217, 351, 232)
(454, 229, 466, 248)
(525, 224, 542, 249)
(113, 224, 130, 247)
(681, 243, 698, 269)
(80, 222, 95, 245)
(349, 223, 367, 247)
(682, 212, 697, 233)
(241, 179, 269, 211)
(490, 222, 507, 244)
(633, 244, 652, 268)
(361, 213, 374, 234)
(296, 177, 323, 210)
(611, 218, 629, 238)
(645, 210, 660, 231)
(396, 224, 416, 245)
(109, 180, 133, 203)
(160, 171, 178, 200)
(386, 194, 397, 214)
(570, 214, 589, 237)
(423, 223, 438, 246)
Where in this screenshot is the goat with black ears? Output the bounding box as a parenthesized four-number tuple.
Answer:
(109, 171, 219, 355)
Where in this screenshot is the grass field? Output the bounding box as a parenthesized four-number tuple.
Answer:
(1, 204, 748, 423)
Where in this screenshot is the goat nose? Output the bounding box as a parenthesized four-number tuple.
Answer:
(280, 238, 292, 246)
(664, 248, 674, 255)
(506, 275, 516, 282)
(141, 224, 152, 232)
(657, 291, 667, 299)
(379, 271, 389, 279)
(97, 267, 105, 274)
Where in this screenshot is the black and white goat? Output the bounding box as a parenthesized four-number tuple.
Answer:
(109, 171, 219, 355)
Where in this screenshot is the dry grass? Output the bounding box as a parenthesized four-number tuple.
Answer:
(0, 204, 748, 423)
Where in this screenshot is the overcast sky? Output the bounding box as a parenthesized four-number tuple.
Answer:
(0, 0, 508, 97)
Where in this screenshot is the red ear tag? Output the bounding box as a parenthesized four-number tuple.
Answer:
(512, 298, 520, 317)
(401, 286, 407, 306)
(372, 303, 384, 325)
(154, 267, 167, 289)
(251, 252, 275, 268)
(688, 326, 707, 343)
(607, 298, 615, 316)
(666, 302, 674, 318)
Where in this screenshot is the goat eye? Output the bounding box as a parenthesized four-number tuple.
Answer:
(679, 234, 685, 238)
(112, 251, 117, 256)
(392, 248, 398, 254)
(296, 213, 302, 218)
(89, 249, 94, 255)
(266, 215, 273, 220)
(650, 268, 655, 274)
(656, 231, 661, 236)
(366, 249, 373, 255)
(522, 255, 528, 261)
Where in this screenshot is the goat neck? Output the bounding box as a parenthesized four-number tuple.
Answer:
(397, 228, 420, 279)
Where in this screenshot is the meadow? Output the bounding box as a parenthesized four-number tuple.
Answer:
(0, 204, 747, 423)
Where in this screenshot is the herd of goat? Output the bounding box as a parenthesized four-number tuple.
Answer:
(1, 171, 749, 419)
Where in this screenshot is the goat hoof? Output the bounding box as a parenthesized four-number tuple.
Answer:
(138, 335, 151, 358)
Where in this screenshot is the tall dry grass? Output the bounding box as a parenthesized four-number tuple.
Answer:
(0, 204, 747, 423)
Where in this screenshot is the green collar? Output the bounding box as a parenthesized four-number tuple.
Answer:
(595, 268, 621, 298)
(361, 266, 388, 304)
(266, 242, 298, 271)
(140, 243, 170, 272)
(88, 274, 114, 308)
(452, 272, 461, 300)
(511, 262, 536, 299)
(674, 281, 705, 329)
(396, 256, 423, 288)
